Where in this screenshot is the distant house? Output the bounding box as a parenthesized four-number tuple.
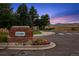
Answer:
(33, 26, 39, 30)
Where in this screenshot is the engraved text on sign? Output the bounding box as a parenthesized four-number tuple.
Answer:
(15, 32, 25, 36)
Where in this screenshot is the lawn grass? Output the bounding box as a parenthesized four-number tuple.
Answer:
(33, 30, 42, 34)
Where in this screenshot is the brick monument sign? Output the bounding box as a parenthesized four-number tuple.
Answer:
(8, 26, 33, 44)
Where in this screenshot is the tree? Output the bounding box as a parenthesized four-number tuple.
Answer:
(0, 3, 14, 29)
(34, 14, 50, 30)
(29, 6, 39, 26)
(40, 14, 50, 30)
(16, 3, 31, 26)
(0, 3, 50, 30)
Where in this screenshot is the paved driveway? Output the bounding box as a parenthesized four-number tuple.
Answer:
(0, 33, 79, 56)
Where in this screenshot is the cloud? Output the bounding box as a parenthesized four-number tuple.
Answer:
(50, 14, 79, 24)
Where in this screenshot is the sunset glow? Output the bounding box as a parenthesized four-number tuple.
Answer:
(12, 3, 79, 24)
(50, 14, 79, 24)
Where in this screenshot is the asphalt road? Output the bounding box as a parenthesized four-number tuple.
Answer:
(0, 33, 79, 56)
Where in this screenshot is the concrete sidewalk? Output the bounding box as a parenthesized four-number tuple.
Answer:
(33, 31, 55, 37)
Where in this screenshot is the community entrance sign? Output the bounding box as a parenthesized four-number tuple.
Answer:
(8, 26, 33, 44)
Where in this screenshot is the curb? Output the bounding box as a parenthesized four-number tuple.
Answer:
(8, 42, 56, 50)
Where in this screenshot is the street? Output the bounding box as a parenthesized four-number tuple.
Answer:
(0, 33, 79, 56)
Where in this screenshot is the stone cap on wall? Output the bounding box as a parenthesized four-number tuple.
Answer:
(11, 26, 30, 29)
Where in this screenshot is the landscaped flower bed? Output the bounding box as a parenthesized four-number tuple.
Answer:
(32, 39, 50, 45)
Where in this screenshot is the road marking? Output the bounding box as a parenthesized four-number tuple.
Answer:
(58, 33, 65, 35)
(74, 33, 79, 35)
(65, 33, 73, 35)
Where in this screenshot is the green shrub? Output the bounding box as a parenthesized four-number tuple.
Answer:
(0, 35, 7, 42)
(71, 28, 76, 31)
(0, 32, 8, 42)
(45, 28, 54, 30)
(0, 32, 8, 35)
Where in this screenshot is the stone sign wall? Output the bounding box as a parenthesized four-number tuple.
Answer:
(8, 26, 33, 43)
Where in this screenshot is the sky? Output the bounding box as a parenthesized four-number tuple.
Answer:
(11, 3, 79, 24)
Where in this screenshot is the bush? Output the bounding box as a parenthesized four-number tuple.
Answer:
(71, 28, 76, 31)
(0, 35, 7, 42)
(0, 29, 8, 42)
(45, 28, 54, 30)
(0, 32, 8, 35)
